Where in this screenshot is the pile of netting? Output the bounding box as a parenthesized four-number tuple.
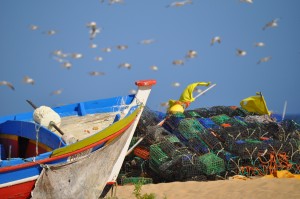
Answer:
(118, 106, 300, 184)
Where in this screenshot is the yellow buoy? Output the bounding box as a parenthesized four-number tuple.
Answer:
(169, 104, 184, 114)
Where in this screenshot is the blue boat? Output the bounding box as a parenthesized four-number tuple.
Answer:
(0, 79, 156, 199)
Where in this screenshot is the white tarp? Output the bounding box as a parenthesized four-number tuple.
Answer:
(31, 128, 131, 199)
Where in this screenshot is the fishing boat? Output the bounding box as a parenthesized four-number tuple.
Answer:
(0, 79, 156, 199)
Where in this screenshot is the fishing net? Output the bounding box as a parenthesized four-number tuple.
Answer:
(194, 106, 249, 118)
(118, 105, 300, 183)
(149, 143, 170, 173)
(135, 106, 162, 135)
(144, 125, 172, 144)
(197, 153, 225, 175)
(197, 118, 220, 129)
(162, 113, 186, 132)
(188, 137, 210, 155)
(184, 110, 202, 118)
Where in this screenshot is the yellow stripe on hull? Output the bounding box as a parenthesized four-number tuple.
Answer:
(0, 134, 18, 141)
(28, 140, 53, 152)
(51, 106, 141, 157)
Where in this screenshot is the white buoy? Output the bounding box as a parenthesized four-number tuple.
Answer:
(33, 106, 61, 131)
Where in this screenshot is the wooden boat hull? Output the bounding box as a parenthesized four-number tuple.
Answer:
(0, 79, 156, 199)
(1, 178, 37, 199)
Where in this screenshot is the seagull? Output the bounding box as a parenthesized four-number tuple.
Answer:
(262, 18, 279, 30)
(53, 57, 65, 63)
(102, 47, 112, 52)
(172, 59, 184, 65)
(95, 56, 103, 61)
(150, 65, 158, 71)
(160, 102, 169, 107)
(129, 89, 137, 94)
(109, 0, 124, 4)
(50, 89, 63, 96)
(44, 30, 57, 35)
(62, 62, 72, 69)
(89, 71, 105, 76)
(236, 49, 247, 56)
(71, 53, 83, 59)
(90, 43, 97, 48)
(172, 82, 180, 87)
(0, 81, 15, 90)
(257, 56, 271, 64)
(86, 21, 101, 40)
(194, 88, 202, 94)
(240, 0, 253, 4)
(186, 50, 197, 59)
(52, 50, 68, 58)
(119, 62, 132, 69)
(29, 24, 39, 31)
(116, 45, 128, 50)
(211, 36, 221, 46)
(23, 76, 34, 85)
(167, 0, 193, 7)
(139, 39, 155, 45)
(254, 42, 265, 47)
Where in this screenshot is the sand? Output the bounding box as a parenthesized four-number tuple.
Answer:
(113, 178, 300, 199)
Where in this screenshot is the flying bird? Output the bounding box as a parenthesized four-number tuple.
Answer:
(129, 89, 137, 94)
(240, 0, 253, 4)
(254, 42, 265, 47)
(211, 36, 221, 46)
(194, 88, 202, 94)
(150, 65, 158, 71)
(139, 39, 155, 45)
(23, 76, 34, 85)
(86, 21, 101, 40)
(89, 71, 105, 76)
(102, 47, 112, 52)
(52, 50, 68, 58)
(50, 89, 63, 96)
(236, 49, 247, 56)
(172, 59, 185, 65)
(62, 62, 72, 69)
(0, 81, 15, 90)
(172, 82, 180, 87)
(90, 43, 97, 48)
(262, 18, 279, 30)
(116, 45, 128, 50)
(257, 56, 271, 64)
(160, 102, 169, 107)
(167, 0, 193, 7)
(186, 50, 197, 59)
(95, 56, 103, 61)
(107, 0, 124, 4)
(119, 62, 132, 69)
(44, 30, 57, 36)
(29, 24, 39, 31)
(71, 53, 83, 59)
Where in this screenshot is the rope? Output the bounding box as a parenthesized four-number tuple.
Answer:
(34, 123, 41, 156)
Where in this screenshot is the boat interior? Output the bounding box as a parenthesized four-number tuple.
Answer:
(0, 95, 137, 164)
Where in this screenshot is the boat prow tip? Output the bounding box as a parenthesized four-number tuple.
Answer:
(135, 79, 156, 87)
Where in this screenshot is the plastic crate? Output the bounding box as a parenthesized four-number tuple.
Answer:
(134, 146, 150, 160)
(198, 118, 219, 129)
(198, 153, 225, 175)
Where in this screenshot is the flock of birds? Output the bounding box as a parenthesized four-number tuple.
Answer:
(1, 0, 280, 109)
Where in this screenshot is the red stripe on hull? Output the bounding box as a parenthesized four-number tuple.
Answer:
(0, 180, 36, 199)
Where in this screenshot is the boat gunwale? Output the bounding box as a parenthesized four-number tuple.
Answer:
(0, 107, 141, 174)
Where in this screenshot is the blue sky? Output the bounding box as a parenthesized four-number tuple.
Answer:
(0, 0, 300, 116)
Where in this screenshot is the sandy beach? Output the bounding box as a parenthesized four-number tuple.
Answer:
(114, 177, 300, 199)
